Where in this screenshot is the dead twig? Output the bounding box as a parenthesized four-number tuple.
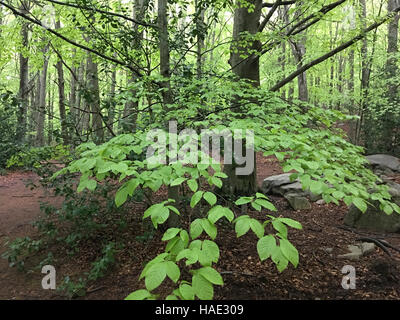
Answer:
(86, 286, 106, 294)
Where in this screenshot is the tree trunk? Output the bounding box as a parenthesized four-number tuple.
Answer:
(290, 3, 308, 102)
(55, 20, 69, 145)
(122, 0, 148, 133)
(86, 54, 104, 144)
(384, 0, 400, 153)
(47, 73, 54, 145)
(158, 0, 180, 228)
(36, 45, 50, 146)
(195, 0, 206, 79)
(222, 0, 262, 197)
(15, 3, 30, 143)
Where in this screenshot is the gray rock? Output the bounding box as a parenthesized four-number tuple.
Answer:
(387, 182, 400, 198)
(360, 242, 375, 256)
(344, 192, 400, 233)
(284, 193, 312, 210)
(273, 181, 305, 196)
(337, 243, 376, 260)
(261, 174, 322, 202)
(338, 245, 363, 261)
(366, 154, 400, 173)
(261, 173, 298, 194)
(323, 247, 334, 254)
(316, 199, 326, 205)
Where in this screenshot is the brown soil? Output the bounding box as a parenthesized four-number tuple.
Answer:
(1, 157, 400, 300)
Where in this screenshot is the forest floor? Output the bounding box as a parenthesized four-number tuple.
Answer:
(1, 155, 400, 300)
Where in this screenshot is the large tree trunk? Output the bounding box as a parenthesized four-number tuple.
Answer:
(355, 0, 370, 146)
(36, 45, 50, 146)
(122, 0, 148, 133)
(222, 0, 262, 197)
(107, 66, 117, 134)
(55, 20, 69, 145)
(86, 54, 104, 144)
(69, 50, 78, 140)
(158, 0, 180, 228)
(290, 3, 308, 102)
(15, 2, 30, 143)
(47, 73, 54, 145)
(383, 0, 400, 153)
(195, 0, 206, 79)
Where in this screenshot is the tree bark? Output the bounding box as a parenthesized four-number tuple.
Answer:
(384, 0, 400, 153)
(158, 0, 180, 228)
(15, 2, 30, 143)
(86, 54, 104, 144)
(35, 45, 50, 146)
(222, 0, 262, 198)
(55, 20, 69, 145)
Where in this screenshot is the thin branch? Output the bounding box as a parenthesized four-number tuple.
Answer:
(262, 1, 296, 7)
(259, 0, 281, 33)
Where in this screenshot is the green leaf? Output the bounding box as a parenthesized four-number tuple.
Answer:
(198, 267, 224, 285)
(353, 197, 368, 213)
(86, 179, 97, 191)
(257, 235, 276, 261)
(210, 177, 223, 188)
(251, 202, 262, 212)
(187, 179, 198, 192)
(280, 238, 299, 267)
(179, 284, 195, 300)
(310, 180, 324, 195)
(255, 199, 277, 211)
(235, 216, 251, 238)
(383, 204, 393, 215)
(208, 206, 225, 224)
(250, 219, 264, 239)
(165, 261, 180, 283)
(190, 219, 203, 239)
(191, 191, 204, 208)
(235, 197, 253, 206)
(192, 274, 214, 300)
(203, 192, 217, 207)
(272, 220, 288, 238)
(277, 218, 302, 230)
(125, 289, 152, 300)
(115, 187, 128, 208)
(271, 246, 289, 272)
(202, 240, 220, 264)
(180, 230, 190, 246)
(162, 228, 182, 241)
(201, 219, 217, 240)
(126, 179, 140, 196)
(171, 177, 186, 187)
(145, 263, 167, 291)
(176, 249, 199, 265)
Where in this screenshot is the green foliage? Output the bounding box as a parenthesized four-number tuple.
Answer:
(88, 242, 118, 281)
(0, 89, 21, 168)
(1, 237, 43, 271)
(51, 80, 400, 300)
(7, 145, 71, 171)
(58, 276, 87, 299)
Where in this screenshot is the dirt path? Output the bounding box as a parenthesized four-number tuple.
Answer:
(0, 171, 61, 299)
